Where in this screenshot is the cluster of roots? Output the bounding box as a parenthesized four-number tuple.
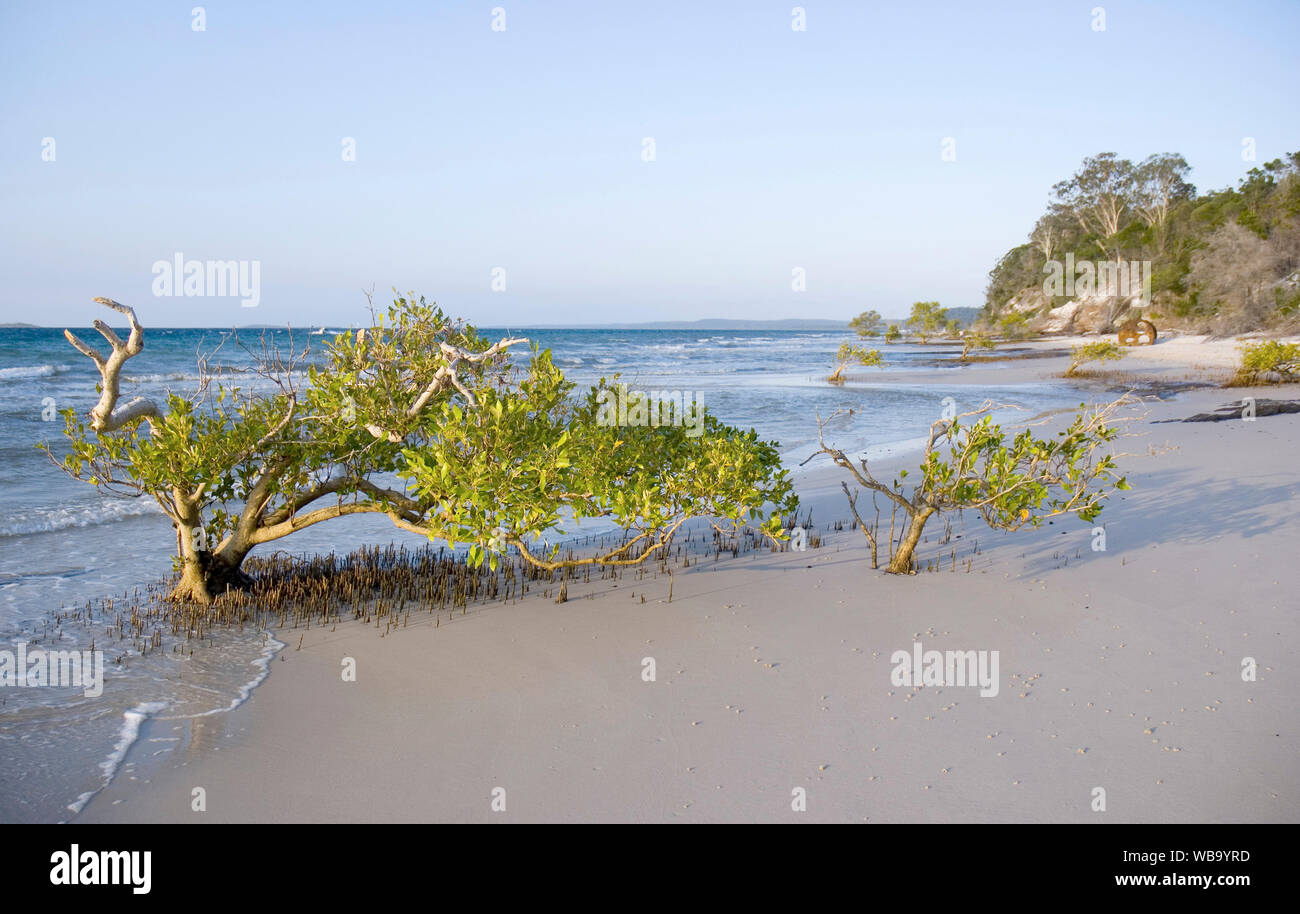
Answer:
(40, 518, 822, 668)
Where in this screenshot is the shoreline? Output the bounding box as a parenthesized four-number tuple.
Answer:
(70, 346, 1300, 822)
(61, 633, 286, 822)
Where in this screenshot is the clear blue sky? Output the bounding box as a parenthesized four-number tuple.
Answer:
(2, 0, 1297, 327)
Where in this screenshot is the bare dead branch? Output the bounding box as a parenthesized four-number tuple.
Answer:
(64, 298, 163, 433)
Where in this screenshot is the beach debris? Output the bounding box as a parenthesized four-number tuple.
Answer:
(1176, 398, 1300, 422)
(1117, 318, 1157, 346)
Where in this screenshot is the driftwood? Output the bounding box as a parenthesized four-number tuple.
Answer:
(1178, 399, 1300, 422)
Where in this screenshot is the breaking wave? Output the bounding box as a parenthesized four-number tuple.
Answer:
(0, 499, 163, 537)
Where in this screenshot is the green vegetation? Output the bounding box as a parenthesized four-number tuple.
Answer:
(1066, 341, 1125, 377)
(45, 295, 796, 605)
(849, 310, 884, 337)
(828, 342, 883, 383)
(960, 331, 996, 361)
(1234, 339, 1300, 384)
(985, 151, 1300, 334)
(813, 397, 1133, 573)
(997, 311, 1031, 340)
(884, 324, 902, 343)
(906, 301, 948, 343)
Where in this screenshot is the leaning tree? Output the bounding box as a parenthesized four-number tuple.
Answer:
(827, 342, 882, 384)
(806, 397, 1136, 573)
(46, 295, 795, 604)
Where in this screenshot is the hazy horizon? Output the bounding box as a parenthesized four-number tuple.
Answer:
(3, 0, 1298, 328)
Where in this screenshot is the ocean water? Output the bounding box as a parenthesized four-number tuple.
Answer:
(0, 325, 1085, 821)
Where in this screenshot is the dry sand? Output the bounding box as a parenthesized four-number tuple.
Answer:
(76, 344, 1300, 823)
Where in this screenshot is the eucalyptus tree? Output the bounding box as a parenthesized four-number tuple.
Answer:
(1051, 152, 1137, 260)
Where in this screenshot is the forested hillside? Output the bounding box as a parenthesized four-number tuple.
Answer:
(984, 151, 1300, 335)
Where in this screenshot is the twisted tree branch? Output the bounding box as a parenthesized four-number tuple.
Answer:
(64, 298, 162, 433)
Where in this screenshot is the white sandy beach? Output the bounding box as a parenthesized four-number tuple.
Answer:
(1014, 332, 1294, 382)
(75, 340, 1300, 823)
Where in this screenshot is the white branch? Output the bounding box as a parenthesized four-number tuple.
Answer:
(64, 298, 162, 433)
(363, 335, 527, 440)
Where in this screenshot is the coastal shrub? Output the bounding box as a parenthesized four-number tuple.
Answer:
(884, 324, 902, 343)
(828, 343, 883, 383)
(44, 295, 796, 605)
(849, 310, 883, 337)
(998, 311, 1030, 340)
(1233, 339, 1300, 384)
(810, 397, 1134, 573)
(906, 301, 947, 343)
(960, 331, 996, 361)
(1066, 340, 1124, 376)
